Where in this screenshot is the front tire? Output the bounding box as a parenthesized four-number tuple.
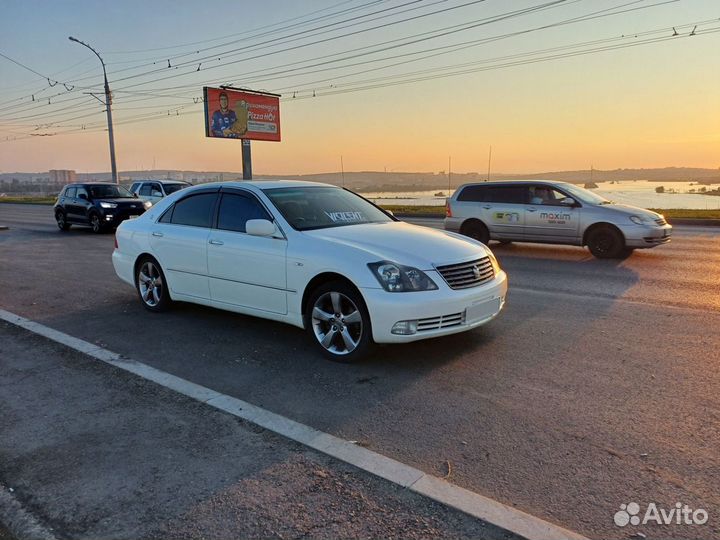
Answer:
(89, 212, 103, 234)
(305, 281, 373, 362)
(136, 257, 172, 312)
(55, 210, 70, 231)
(461, 220, 490, 245)
(587, 226, 625, 259)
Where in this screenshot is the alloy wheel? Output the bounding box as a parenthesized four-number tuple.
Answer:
(138, 261, 163, 307)
(311, 291, 363, 356)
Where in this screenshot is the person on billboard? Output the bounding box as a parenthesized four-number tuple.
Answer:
(210, 92, 237, 137)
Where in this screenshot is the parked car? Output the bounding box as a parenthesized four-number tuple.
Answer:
(112, 181, 507, 361)
(444, 181, 672, 258)
(129, 180, 192, 206)
(54, 183, 151, 233)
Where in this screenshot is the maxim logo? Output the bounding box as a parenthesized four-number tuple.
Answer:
(540, 212, 571, 220)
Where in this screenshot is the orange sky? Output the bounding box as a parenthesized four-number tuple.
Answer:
(1, 1, 718, 175)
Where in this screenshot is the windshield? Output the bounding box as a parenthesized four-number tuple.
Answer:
(88, 184, 134, 199)
(560, 183, 612, 205)
(263, 186, 392, 231)
(163, 182, 190, 194)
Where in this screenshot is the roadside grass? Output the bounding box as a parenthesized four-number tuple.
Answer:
(0, 196, 55, 204)
(2, 196, 719, 220)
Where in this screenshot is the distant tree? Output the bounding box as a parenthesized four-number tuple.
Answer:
(655, 186, 665, 193)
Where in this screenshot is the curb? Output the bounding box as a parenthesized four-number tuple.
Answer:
(0, 309, 586, 540)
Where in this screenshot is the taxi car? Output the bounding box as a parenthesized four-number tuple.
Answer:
(444, 181, 672, 258)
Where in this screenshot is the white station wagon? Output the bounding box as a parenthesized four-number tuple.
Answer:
(112, 181, 507, 361)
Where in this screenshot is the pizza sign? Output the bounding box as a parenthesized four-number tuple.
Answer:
(203, 87, 281, 142)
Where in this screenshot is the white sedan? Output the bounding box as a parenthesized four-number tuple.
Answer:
(112, 181, 508, 362)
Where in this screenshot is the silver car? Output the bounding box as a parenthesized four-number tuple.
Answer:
(444, 181, 672, 258)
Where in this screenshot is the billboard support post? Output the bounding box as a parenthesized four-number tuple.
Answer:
(242, 140, 252, 180)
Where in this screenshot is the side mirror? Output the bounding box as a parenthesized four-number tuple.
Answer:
(133, 193, 139, 198)
(246, 219, 276, 237)
(78, 193, 88, 201)
(386, 209, 395, 217)
(560, 197, 577, 207)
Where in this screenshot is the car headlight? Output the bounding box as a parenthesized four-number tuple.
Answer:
(99, 202, 118, 209)
(630, 216, 650, 225)
(368, 261, 438, 292)
(486, 249, 500, 274)
(143, 200, 152, 209)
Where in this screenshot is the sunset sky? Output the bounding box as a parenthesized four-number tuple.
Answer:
(1, 0, 718, 175)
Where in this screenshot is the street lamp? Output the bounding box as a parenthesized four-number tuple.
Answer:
(69, 36, 118, 184)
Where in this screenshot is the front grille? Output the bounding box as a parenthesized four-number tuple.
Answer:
(435, 257, 495, 290)
(655, 217, 667, 226)
(417, 312, 464, 332)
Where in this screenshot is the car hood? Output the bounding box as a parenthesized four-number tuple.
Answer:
(599, 203, 663, 219)
(303, 221, 489, 269)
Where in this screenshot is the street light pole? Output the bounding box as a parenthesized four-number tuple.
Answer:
(69, 36, 118, 184)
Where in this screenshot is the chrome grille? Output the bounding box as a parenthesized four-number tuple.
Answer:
(655, 217, 667, 226)
(417, 312, 464, 332)
(435, 257, 495, 290)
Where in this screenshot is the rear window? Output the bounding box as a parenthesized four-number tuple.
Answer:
(457, 185, 488, 202)
(169, 193, 217, 228)
(486, 186, 527, 204)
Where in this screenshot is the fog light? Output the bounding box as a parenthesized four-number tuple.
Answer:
(391, 320, 418, 335)
(105, 214, 114, 220)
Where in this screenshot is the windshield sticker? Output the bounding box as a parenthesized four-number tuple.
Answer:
(492, 212, 520, 223)
(324, 211, 365, 223)
(539, 212, 571, 224)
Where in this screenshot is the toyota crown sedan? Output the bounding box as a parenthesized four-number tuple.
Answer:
(445, 181, 672, 258)
(112, 181, 507, 361)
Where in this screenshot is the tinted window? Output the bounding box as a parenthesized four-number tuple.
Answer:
(163, 183, 190, 195)
(159, 206, 174, 223)
(65, 187, 77, 198)
(139, 184, 152, 196)
(76, 186, 89, 199)
(457, 185, 488, 202)
(264, 187, 391, 231)
(88, 184, 133, 198)
(217, 193, 271, 233)
(486, 186, 526, 204)
(529, 185, 568, 206)
(170, 193, 217, 227)
(130, 182, 140, 193)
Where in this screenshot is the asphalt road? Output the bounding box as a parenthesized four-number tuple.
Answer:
(1, 203, 719, 539)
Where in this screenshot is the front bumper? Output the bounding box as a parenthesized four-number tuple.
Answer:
(623, 223, 673, 248)
(362, 270, 508, 343)
(101, 208, 145, 227)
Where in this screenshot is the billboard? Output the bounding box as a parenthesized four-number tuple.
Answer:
(203, 87, 281, 142)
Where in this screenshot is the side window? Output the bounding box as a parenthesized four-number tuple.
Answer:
(169, 193, 217, 228)
(139, 184, 152, 196)
(487, 186, 526, 204)
(65, 187, 77, 198)
(457, 185, 487, 202)
(130, 182, 140, 193)
(159, 205, 174, 223)
(529, 185, 567, 205)
(76, 186, 89, 200)
(150, 183, 163, 197)
(217, 193, 271, 233)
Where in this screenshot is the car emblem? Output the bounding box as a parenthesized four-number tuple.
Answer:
(472, 265, 481, 279)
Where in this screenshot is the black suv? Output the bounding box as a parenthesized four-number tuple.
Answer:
(54, 183, 149, 233)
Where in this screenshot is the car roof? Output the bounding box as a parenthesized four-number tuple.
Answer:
(458, 180, 565, 187)
(200, 179, 338, 190)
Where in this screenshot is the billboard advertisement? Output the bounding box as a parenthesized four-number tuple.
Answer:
(203, 87, 281, 142)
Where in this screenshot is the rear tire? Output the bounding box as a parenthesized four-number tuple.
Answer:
(587, 226, 625, 259)
(461, 220, 490, 245)
(55, 210, 70, 231)
(135, 257, 172, 312)
(305, 281, 373, 363)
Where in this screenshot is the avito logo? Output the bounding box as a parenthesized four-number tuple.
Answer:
(614, 502, 708, 527)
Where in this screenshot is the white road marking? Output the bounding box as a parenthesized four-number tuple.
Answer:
(0, 308, 586, 540)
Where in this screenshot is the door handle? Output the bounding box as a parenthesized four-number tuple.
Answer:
(152, 231, 164, 237)
(209, 239, 224, 246)
(527, 208, 537, 213)
(482, 205, 492, 210)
